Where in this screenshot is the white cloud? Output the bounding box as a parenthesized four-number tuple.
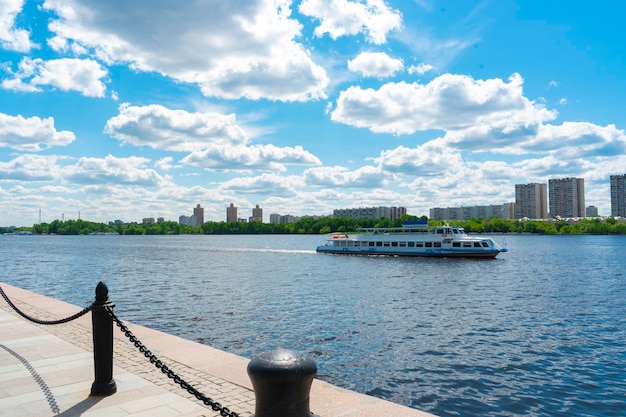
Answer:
(0, 113, 75, 150)
(299, 0, 402, 44)
(303, 165, 390, 187)
(104, 104, 249, 151)
(105, 104, 322, 171)
(219, 173, 299, 196)
(43, 0, 328, 101)
(373, 139, 464, 175)
(2, 57, 107, 97)
(154, 156, 176, 171)
(0, 0, 34, 51)
(347, 51, 404, 78)
(0, 154, 60, 180)
(533, 122, 626, 157)
(62, 155, 166, 186)
(182, 144, 321, 172)
(407, 62, 433, 75)
(443, 121, 626, 157)
(332, 73, 556, 135)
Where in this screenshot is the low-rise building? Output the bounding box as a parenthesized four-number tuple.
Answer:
(430, 203, 515, 221)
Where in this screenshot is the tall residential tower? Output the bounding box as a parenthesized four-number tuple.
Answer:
(610, 174, 626, 217)
(250, 204, 263, 222)
(515, 183, 547, 219)
(193, 204, 204, 225)
(227, 203, 238, 222)
(548, 177, 585, 218)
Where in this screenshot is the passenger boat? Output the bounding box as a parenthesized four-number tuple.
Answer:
(316, 220, 507, 259)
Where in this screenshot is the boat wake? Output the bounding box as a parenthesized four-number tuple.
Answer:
(205, 247, 317, 255)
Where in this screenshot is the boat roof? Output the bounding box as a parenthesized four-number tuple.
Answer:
(357, 223, 464, 234)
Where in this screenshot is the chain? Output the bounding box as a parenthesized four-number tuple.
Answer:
(0, 285, 91, 325)
(105, 305, 240, 417)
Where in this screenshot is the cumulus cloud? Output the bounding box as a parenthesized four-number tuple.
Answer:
(219, 173, 299, 196)
(533, 122, 626, 157)
(104, 104, 249, 151)
(331, 73, 556, 135)
(63, 155, 166, 186)
(348, 51, 404, 78)
(373, 139, 464, 176)
(154, 156, 176, 171)
(407, 62, 433, 75)
(105, 104, 321, 171)
(182, 144, 321, 172)
(299, 0, 402, 44)
(0, 113, 75, 150)
(0, 0, 34, 51)
(2, 57, 107, 97)
(0, 154, 60, 180)
(304, 165, 390, 187)
(444, 121, 626, 157)
(43, 0, 328, 101)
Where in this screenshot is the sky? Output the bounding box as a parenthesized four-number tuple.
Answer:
(1, 0, 626, 226)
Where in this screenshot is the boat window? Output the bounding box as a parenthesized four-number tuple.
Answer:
(416, 242, 423, 247)
(399, 242, 407, 247)
(408, 242, 415, 247)
(474, 242, 482, 248)
(434, 242, 441, 248)
(453, 242, 460, 247)
(391, 242, 398, 247)
(376, 241, 383, 247)
(383, 242, 390, 247)
(463, 242, 472, 247)
(425, 242, 432, 247)
(369, 241, 375, 247)
(482, 241, 489, 248)
(436, 229, 444, 234)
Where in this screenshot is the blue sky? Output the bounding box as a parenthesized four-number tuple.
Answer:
(1, 0, 625, 226)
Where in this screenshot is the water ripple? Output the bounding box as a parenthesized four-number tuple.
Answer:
(2, 234, 626, 417)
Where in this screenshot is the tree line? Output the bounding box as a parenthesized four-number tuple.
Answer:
(7, 215, 625, 236)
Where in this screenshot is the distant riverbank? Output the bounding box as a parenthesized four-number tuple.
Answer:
(3, 215, 626, 236)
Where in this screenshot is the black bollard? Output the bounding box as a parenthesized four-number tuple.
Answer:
(90, 281, 117, 396)
(247, 349, 318, 417)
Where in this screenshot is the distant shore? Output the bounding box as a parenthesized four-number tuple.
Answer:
(2, 215, 626, 236)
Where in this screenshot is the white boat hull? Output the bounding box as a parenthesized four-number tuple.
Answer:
(315, 223, 507, 259)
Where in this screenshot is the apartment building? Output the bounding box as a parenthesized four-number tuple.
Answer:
(333, 206, 406, 220)
(227, 203, 238, 223)
(430, 203, 515, 221)
(610, 174, 626, 217)
(548, 177, 585, 218)
(515, 183, 548, 219)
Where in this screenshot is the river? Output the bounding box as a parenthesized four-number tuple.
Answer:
(1, 233, 625, 417)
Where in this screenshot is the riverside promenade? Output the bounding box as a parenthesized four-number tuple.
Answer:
(0, 283, 436, 417)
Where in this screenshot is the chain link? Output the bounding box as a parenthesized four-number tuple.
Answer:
(105, 305, 240, 417)
(0, 285, 90, 325)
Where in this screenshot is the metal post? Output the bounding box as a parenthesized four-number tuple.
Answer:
(90, 281, 117, 396)
(247, 349, 318, 417)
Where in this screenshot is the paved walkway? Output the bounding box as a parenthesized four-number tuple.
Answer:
(0, 282, 436, 417)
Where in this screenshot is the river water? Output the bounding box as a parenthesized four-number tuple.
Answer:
(1, 234, 625, 417)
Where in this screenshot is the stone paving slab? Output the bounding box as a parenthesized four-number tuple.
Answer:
(0, 282, 436, 417)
